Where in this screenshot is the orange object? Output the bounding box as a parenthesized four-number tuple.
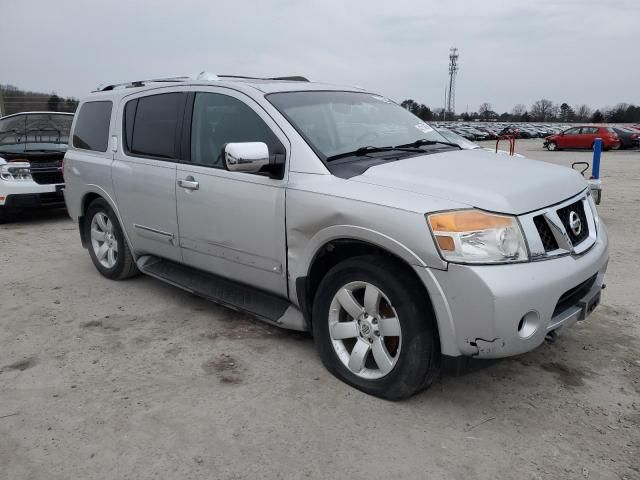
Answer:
(429, 210, 512, 232)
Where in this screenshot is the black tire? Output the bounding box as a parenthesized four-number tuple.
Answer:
(312, 255, 440, 400)
(84, 198, 139, 280)
(0, 206, 7, 224)
(546, 141, 557, 151)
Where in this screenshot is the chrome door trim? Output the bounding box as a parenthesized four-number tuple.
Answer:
(133, 224, 176, 245)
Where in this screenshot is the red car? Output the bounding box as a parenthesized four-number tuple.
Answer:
(544, 126, 620, 151)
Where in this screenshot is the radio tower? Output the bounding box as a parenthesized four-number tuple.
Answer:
(446, 47, 459, 118)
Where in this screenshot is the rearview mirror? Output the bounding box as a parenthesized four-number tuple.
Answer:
(224, 142, 269, 173)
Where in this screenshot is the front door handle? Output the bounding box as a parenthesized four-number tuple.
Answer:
(177, 177, 199, 190)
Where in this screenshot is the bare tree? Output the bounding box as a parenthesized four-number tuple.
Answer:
(530, 99, 556, 121)
(574, 104, 592, 122)
(478, 102, 492, 120)
(511, 104, 526, 119)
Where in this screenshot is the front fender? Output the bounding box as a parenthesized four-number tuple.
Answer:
(288, 224, 429, 306)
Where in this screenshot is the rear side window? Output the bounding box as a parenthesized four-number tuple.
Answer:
(124, 93, 185, 159)
(73, 101, 112, 152)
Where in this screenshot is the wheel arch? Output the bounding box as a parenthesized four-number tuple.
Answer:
(78, 187, 133, 255)
(295, 235, 441, 344)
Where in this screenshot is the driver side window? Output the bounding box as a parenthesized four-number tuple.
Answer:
(190, 93, 283, 168)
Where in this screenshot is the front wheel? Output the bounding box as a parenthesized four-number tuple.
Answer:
(312, 256, 440, 400)
(546, 141, 558, 151)
(84, 198, 138, 280)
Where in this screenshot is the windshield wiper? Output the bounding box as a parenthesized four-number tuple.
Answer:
(396, 138, 462, 149)
(326, 145, 426, 162)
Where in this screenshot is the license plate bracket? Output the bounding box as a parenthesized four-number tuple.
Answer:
(578, 289, 601, 321)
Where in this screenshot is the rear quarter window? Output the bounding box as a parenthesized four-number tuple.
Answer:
(73, 101, 113, 152)
(124, 93, 185, 159)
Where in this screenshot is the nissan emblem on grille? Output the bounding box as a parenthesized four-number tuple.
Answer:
(569, 211, 582, 236)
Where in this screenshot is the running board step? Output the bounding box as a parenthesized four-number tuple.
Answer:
(136, 256, 305, 331)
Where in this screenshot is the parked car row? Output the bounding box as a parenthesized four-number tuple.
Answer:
(434, 121, 639, 151)
(433, 122, 566, 141)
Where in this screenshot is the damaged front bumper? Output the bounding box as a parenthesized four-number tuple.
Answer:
(415, 223, 609, 359)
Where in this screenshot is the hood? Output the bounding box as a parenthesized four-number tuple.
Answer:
(350, 148, 587, 215)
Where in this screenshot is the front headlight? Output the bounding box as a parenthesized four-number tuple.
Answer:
(427, 209, 528, 264)
(0, 163, 32, 181)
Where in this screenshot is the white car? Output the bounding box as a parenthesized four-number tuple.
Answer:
(0, 111, 73, 223)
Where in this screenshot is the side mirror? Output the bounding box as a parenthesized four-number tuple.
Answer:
(224, 142, 269, 173)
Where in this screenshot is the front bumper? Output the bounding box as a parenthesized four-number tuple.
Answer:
(1, 179, 64, 208)
(2, 191, 65, 209)
(416, 223, 609, 358)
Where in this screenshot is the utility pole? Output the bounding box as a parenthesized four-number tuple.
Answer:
(446, 47, 459, 118)
(0, 87, 5, 117)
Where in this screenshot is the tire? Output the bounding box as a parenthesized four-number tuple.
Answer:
(312, 255, 440, 400)
(546, 141, 557, 151)
(0, 206, 7, 224)
(84, 198, 139, 280)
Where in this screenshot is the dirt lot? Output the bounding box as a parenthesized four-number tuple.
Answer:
(1, 139, 639, 480)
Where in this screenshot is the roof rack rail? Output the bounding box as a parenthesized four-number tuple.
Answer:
(92, 72, 309, 92)
(94, 76, 190, 92)
(217, 74, 309, 82)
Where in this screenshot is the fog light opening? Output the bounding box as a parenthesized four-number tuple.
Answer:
(517, 311, 540, 339)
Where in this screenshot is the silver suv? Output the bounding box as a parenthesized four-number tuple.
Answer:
(64, 74, 608, 399)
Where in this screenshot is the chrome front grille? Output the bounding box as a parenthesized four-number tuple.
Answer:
(519, 191, 598, 260)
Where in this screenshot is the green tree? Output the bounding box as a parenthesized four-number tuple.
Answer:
(559, 103, 575, 122)
(591, 110, 604, 123)
(47, 94, 61, 111)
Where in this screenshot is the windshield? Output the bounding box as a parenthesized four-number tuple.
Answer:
(435, 128, 480, 150)
(267, 91, 449, 160)
(0, 113, 73, 153)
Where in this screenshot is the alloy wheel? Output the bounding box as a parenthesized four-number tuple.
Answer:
(90, 212, 118, 269)
(328, 281, 402, 379)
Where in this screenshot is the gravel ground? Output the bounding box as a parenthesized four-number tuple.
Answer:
(1, 139, 639, 480)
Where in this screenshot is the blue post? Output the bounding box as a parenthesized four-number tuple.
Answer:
(592, 138, 602, 179)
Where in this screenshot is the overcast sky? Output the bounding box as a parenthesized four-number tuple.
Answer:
(1, 0, 638, 113)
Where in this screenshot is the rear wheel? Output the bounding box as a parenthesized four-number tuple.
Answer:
(546, 141, 557, 151)
(85, 198, 138, 280)
(0, 206, 7, 224)
(312, 255, 440, 400)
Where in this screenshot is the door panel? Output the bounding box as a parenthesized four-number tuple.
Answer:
(112, 156, 180, 261)
(176, 166, 287, 294)
(176, 90, 289, 296)
(111, 91, 186, 262)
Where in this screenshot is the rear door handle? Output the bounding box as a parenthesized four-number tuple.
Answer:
(177, 177, 199, 190)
